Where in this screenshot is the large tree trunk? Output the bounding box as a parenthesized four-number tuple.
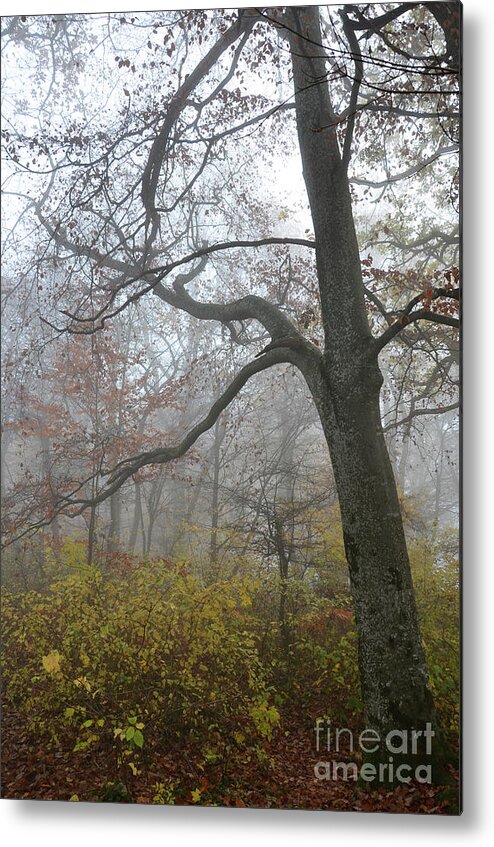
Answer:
(288, 6, 450, 776)
(311, 369, 436, 745)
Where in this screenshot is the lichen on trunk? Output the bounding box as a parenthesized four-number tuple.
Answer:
(287, 4, 453, 780)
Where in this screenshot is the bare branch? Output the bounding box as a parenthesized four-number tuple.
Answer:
(141, 10, 259, 247)
(350, 145, 458, 189)
(340, 7, 363, 170)
(48, 237, 316, 332)
(153, 280, 308, 348)
(345, 4, 416, 34)
(3, 346, 315, 546)
(375, 306, 459, 352)
(383, 401, 459, 433)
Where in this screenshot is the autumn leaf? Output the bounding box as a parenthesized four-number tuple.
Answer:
(42, 650, 62, 675)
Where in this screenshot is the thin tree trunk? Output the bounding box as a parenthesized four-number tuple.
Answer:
(433, 426, 446, 527)
(129, 481, 143, 554)
(106, 492, 121, 554)
(209, 416, 226, 575)
(40, 433, 61, 557)
(398, 400, 414, 493)
(1, 428, 13, 499)
(87, 504, 97, 567)
(273, 515, 291, 660)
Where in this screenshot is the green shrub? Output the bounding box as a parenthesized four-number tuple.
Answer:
(410, 533, 460, 735)
(2, 558, 279, 790)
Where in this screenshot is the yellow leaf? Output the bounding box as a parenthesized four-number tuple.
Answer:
(191, 788, 202, 803)
(69, 794, 79, 801)
(42, 650, 62, 675)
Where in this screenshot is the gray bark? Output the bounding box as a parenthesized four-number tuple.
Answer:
(287, 6, 448, 770)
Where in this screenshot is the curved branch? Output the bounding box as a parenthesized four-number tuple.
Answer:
(141, 10, 258, 247)
(373, 282, 459, 350)
(399, 285, 459, 314)
(363, 103, 459, 120)
(347, 4, 416, 33)
(375, 307, 459, 352)
(187, 101, 296, 145)
(350, 145, 458, 189)
(383, 401, 459, 433)
(50, 236, 316, 331)
(365, 228, 459, 253)
(105, 345, 314, 484)
(363, 285, 388, 317)
(3, 346, 313, 545)
(153, 279, 308, 348)
(152, 236, 316, 274)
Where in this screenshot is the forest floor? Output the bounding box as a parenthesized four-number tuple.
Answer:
(1, 708, 459, 814)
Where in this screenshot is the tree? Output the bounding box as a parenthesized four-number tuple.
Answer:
(1, 4, 460, 777)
